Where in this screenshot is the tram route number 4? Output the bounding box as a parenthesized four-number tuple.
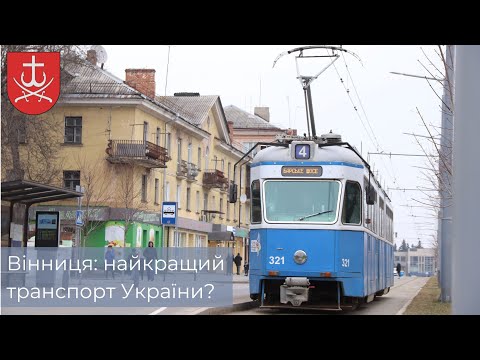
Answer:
(295, 144, 310, 160)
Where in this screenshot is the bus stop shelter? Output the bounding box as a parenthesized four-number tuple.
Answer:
(1, 179, 83, 247)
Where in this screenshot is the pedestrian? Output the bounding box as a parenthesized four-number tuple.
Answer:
(396, 263, 402, 278)
(105, 245, 116, 279)
(234, 253, 243, 275)
(143, 241, 158, 281)
(129, 248, 140, 288)
(244, 261, 249, 276)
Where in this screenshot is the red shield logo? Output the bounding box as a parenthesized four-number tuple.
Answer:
(7, 52, 60, 115)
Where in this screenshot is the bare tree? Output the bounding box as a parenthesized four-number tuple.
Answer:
(404, 46, 454, 253)
(114, 163, 148, 247)
(1, 45, 87, 183)
(74, 154, 115, 247)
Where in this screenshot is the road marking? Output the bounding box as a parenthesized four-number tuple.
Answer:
(149, 307, 167, 315)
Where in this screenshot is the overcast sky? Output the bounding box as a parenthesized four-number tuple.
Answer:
(101, 45, 445, 248)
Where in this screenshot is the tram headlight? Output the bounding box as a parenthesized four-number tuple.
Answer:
(293, 250, 307, 265)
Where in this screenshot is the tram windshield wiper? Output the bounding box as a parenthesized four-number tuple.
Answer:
(297, 210, 334, 221)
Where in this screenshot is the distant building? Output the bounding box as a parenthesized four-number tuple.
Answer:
(395, 247, 437, 276)
(224, 105, 297, 157)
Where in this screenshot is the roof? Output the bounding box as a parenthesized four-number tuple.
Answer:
(224, 105, 281, 130)
(60, 61, 212, 137)
(62, 61, 144, 100)
(156, 95, 219, 125)
(1, 180, 83, 205)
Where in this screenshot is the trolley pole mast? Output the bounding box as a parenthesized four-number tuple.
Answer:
(452, 45, 480, 314)
(273, 46, 361, 140)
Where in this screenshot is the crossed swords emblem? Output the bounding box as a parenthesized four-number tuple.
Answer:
(13, 55, 54, 103)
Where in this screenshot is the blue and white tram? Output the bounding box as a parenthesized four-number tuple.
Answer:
(247, 133, 394, 310)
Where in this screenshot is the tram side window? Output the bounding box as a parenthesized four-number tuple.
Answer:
(342, 181, 361, 225)
(251, 180, 262, 223)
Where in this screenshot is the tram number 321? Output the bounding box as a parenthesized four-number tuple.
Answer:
(269, 256, 285, 265)
(342, 258, 350, 267)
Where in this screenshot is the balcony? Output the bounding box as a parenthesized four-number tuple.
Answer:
(202, 169, 229, 190)
(177, 160, 188, 179)
(106, 140, 170, 168)
(187, 162, 199, 182)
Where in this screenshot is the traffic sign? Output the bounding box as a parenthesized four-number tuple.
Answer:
(161, 202, 177, 226)
(76, 210, 84, 226)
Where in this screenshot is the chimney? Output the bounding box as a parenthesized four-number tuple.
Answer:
(254, 106, 270, 122)
(286, 128, 297, 136)
(87, 50, 97, 66)
(227, 121, 235, 142)
(125, 69, 156, 99)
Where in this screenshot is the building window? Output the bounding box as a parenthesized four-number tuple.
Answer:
(226, 201, 230, 220)
(154, 178, 159, 204)
(174, 231, 187, 247)
(221, 158, 225, 172)
(195, 234, 206, 247)
(186, 187, 191, 211)
(165, 132, 171, 155)
(188, 143, 192, 164)
(425, 256, 434, 273)
(177, 138, 182, 164)
(141, 174, 147, 202)
(251, 180, 261, 223)
(177, 184, 182, 209)
(196, 191, 200, 213)
(165, 182, 170, 201)
(228, 162, 231, 182)
(342, 181, 362, 225)
(212, 196, 216, 212)
(203, 193, 208, 212)
(213, 155, 218, 170)
(64, 117, 82, 144)
(219, 198, 223, 217)
(143, 121, 149, 143)
(156, 127, 161, 145)
(205, 146, 209, 170)
(63, 171, 80, 190)
(197, 147, 202, 170)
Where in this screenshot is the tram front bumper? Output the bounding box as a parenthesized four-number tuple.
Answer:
(279, 277, 310, 307)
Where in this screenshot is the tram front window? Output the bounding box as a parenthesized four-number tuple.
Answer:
(264, 180, 341, 223)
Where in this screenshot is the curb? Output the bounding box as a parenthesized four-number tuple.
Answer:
(196, 300, 259, 315)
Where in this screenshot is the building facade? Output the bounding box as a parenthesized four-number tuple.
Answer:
(224, 105, 297, 157)
(17, 52, 251, 270)
(394, 247, 437, 276)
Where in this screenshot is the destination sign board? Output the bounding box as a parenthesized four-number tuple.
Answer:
(281, 166, 323, 177)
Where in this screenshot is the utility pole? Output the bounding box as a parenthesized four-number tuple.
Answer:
(438, 45, 455, 302)
(452, 45, 480, 314)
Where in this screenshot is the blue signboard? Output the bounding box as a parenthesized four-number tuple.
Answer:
(76, 210, 84, 226)
(295, 144, 310, 159)
(161, 202, 177, 226)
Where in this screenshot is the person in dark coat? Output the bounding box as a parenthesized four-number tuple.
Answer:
(105, 245, 116, 279)
(244, 262, 249, 276)
(234, 253, 243, 275)
(129, 248, 140, 288)
(143, 241, 158, 281)
(396, 263, 402, 278)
